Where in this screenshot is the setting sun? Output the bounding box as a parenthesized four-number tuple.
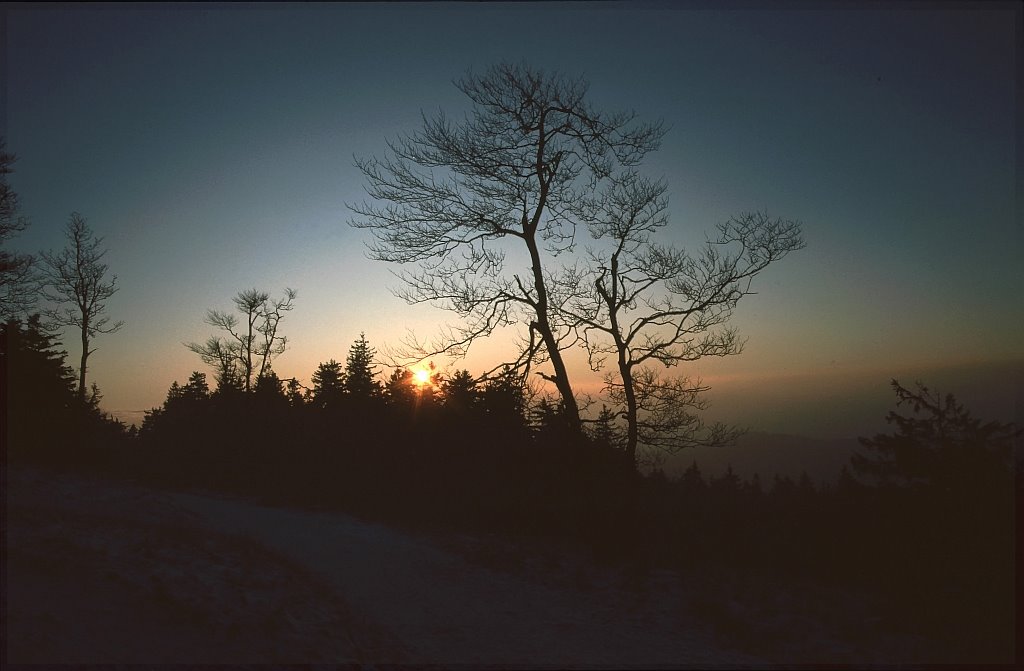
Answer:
(413, 369, 431, 386)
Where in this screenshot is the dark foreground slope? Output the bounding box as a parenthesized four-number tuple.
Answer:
(5, 467, 399, 664)
(6, 465, 960, 667)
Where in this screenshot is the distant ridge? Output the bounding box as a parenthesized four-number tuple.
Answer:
(664, 432, 860, 485)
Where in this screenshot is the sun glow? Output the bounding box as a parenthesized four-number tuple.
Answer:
(413, 368, 432, 386)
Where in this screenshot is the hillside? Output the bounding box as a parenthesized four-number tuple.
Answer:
(7, 466, 935, 666)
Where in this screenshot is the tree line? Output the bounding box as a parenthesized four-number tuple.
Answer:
(2, 64, 808, 473)
(4, 302, 1017, 658)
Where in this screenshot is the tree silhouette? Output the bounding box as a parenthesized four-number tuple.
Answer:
(852, 379, 1019, 494)
(285, 377, 306, 407)
(254, 369, 285, 395)
(439, 369, 479, 416)
(2, 315, 124, 460)
(253, 369, 289, 410)
(0, 140, 37, 321)
(745, 472, 763, 497)
(479, 365, 529, 435)
(351, 62, 664, 436)
(851, 380, 1017, 656)
(344, 332, 380, 398)
(41, 213, 124, 401)
(588, 404, 622, 452)
(384, 368, 417, 408)
(563, 169, 804, 467)
(311, 359, 345, 408)
(711, 464, 741, 494)
(181, 371, 210, 403)
(2, 315, 77, 411)
(186, 287, 296, 393)
(165, 380, 184, 404)
(531, 395, 576, 447)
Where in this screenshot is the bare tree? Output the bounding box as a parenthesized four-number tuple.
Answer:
(186, 288, 297, 393)
(0, 140, 37, 321)
(41, 213, 125, 400)
(350, 63, 664, 435)
(565, 173, 805, 468)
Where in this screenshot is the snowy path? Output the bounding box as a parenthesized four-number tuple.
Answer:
(167, 490, 766, 667)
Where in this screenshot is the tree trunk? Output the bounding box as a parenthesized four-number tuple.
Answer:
(619, 359, 639, 470)
(525, 236, 582, 437)
(536, 314, 582, 434)
(599, 252, 639, 471)
(79, 330, 89, 401)
(244, 310, 254, 393)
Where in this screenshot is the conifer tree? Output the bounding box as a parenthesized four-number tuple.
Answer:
(182, 371, 210, 402)
(384, 368, 416, 407)
(286, 377, 306, 407)
(480, 366, 528, 432)
(3, 315, 95, 455)
(344, 333, 380, 398)
(440, 369, 478, 415)
(165, 381, 184, 404)
(254, 369, 286, 401)
(589, 405, 622, 451)
(853, 380, 1018, 495)
(311, 359, 345, 408)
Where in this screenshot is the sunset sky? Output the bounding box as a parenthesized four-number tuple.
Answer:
(4, 2, 1020, 437)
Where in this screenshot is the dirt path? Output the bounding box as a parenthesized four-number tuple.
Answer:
(6, 468, 397, 664)
(165, 489, 765, 667)
(7, 466, 769, 666)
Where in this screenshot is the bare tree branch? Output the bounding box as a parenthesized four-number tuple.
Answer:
(40, 212, 124, 400)
(186, 288, 296, 393)
(0, 140, 38, 321)
(562, 172, 805, 467)
(349, 62, 664, 434)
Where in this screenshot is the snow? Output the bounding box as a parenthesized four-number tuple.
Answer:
(7, 466, 934, 666)
(155, 489, 763, 667)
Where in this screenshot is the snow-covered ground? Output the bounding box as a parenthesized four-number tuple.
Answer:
(6, 466, 933, 666)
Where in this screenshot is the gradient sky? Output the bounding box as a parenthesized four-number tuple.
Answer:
(4, 2, 1020, 437)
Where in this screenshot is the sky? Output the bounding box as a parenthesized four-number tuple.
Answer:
(3, 2, 1021, 438)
